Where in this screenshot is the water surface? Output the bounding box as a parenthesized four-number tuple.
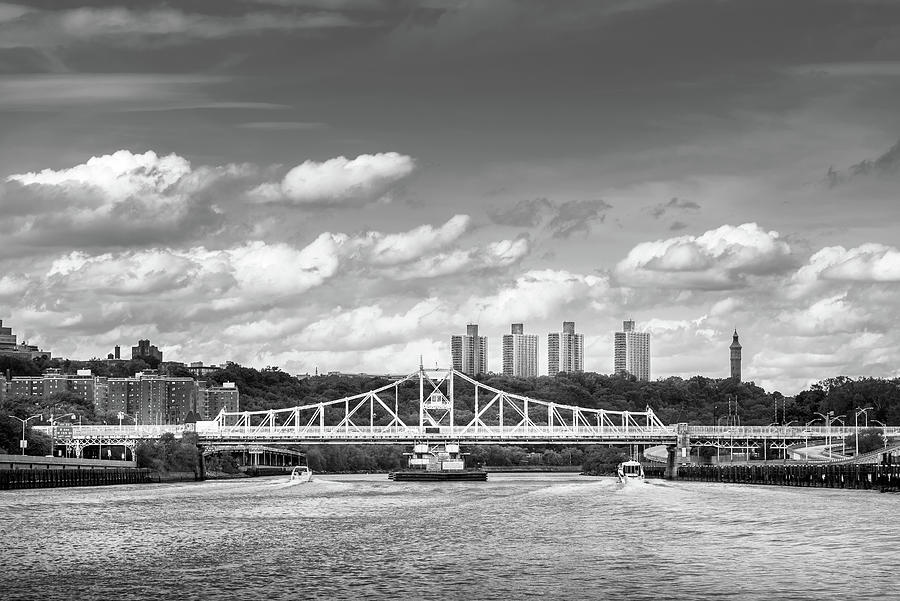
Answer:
(1, 474, 895, 600)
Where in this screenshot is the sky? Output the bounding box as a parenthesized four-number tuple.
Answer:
(1, 0, 900, 394)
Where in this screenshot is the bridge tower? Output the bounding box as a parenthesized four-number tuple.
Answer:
(730, 330, 742, 382)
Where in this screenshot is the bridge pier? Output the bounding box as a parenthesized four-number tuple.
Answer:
(196, 445, 206, 481)
(664, 446, 678, 480)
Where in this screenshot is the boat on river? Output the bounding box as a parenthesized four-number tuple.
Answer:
(389, 443, 487, 482)
(289, 465, 313, 483)
(616, 460, 644, 483)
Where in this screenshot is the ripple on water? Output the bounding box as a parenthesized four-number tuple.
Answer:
(1, 474, 896, 601)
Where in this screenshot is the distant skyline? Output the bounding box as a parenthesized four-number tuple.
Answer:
(2, 1, 900, 394)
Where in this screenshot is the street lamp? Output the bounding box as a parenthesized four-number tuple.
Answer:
(854, 406, 874, 456)
(117, 412, 138, 430)
(7, 414, 43, 455)
(814, 412, 846, 457)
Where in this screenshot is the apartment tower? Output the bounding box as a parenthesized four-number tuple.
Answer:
(451, 324, 488, 376)
(614, 320, 650, 381)
(502, 323, 539, 378)
(548, 321, 584, 375)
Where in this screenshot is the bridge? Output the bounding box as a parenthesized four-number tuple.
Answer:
(35, 367, 899, 458)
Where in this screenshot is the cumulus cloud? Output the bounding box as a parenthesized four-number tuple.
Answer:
(487, 197, 611, 237)
(795, 243, 900, 285)
(252, 152, 416, 205)
(1, 150, 255, 251)
(358, 214, 470, 265)
(615, 223, 793, 289)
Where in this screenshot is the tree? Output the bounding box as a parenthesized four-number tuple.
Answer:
(844, 428, 886, 455)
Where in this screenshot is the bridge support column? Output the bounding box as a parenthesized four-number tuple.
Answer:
(664, 446, 679, 480)
(196, 445, 206, 481)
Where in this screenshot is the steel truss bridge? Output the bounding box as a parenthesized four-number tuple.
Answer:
(35, 367, 900, 455)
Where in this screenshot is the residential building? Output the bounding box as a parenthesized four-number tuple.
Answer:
(8, 368, 99, 405)
(101, 372, 240, 424)
(451, 324, 488, 376)
(0, 319, 51, 360)
(614, 320, 651, 381)
(730, 330, 742, 381)
(198, 381, 240, 420)
(502, 323, 539, 378)
(548, 321, 584, 375)
(131, 339, 163, 363)
(188, 361, 225, 377)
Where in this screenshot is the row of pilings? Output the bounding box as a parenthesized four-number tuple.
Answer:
(676, 462, 900, 492)
(0, 468, 158, 490)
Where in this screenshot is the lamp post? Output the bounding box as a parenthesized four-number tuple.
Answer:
(814, 412, 845, 458)
(117, 411, 138, 430)
(854, 407, 873, 456)
(803, 419, 821, 461)
(7, 414, 43, 455)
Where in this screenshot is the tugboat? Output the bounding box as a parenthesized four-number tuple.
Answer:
(389, 443, 488, 481)
(616, 460, 644, 483)
(289, 465, 313, 483)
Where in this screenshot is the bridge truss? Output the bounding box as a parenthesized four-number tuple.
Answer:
(201, 367, 673, 445)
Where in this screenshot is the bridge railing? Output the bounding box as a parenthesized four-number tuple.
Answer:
(685, 426, 900, 438)
(195, 424, 678, 441)
(33, 425, 183, 439)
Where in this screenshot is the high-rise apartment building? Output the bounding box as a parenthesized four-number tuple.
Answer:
(451, 324, 488, 376)
(730, 330, 742, 381)
(548, 321, 584, 375)
(614, 320, 650, 381)
(502, 323, 539, 378)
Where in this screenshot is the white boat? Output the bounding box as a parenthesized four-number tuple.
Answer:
(616, 460, 644, 483)
(289, 465, 313, 483)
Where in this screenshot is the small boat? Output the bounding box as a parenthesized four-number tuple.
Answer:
(289, 465, 313, 483)
(616, 460, 644, 483)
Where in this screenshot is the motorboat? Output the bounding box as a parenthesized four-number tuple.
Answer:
(289, 465, 313, 483)
(616, 460, 644, 483)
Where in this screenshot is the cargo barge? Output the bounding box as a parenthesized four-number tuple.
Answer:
(388, 443, 487, 482)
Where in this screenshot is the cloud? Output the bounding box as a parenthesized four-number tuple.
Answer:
(0, 6, 356, 49)
(252, 152, 416, 205)
(487, 197, 554, 227)
(487, 197, 611, 237)
(794, 243, 900, 288)
(237, 122, 328, 130)
(45, 236, 346, 309)
(826, 139, 900, 187)
(357, 214, 470, 265)
(461, 269, 610, 326)
(1, 150, 255, 251)
(649, 197, 700, 219)
(548, 200, 612, 238)
(0, 74, 289, 111)
(388, 236, 530, 280)
(615, 223, 793, 289)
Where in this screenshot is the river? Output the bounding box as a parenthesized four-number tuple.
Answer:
(0, 474, 895, 600)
